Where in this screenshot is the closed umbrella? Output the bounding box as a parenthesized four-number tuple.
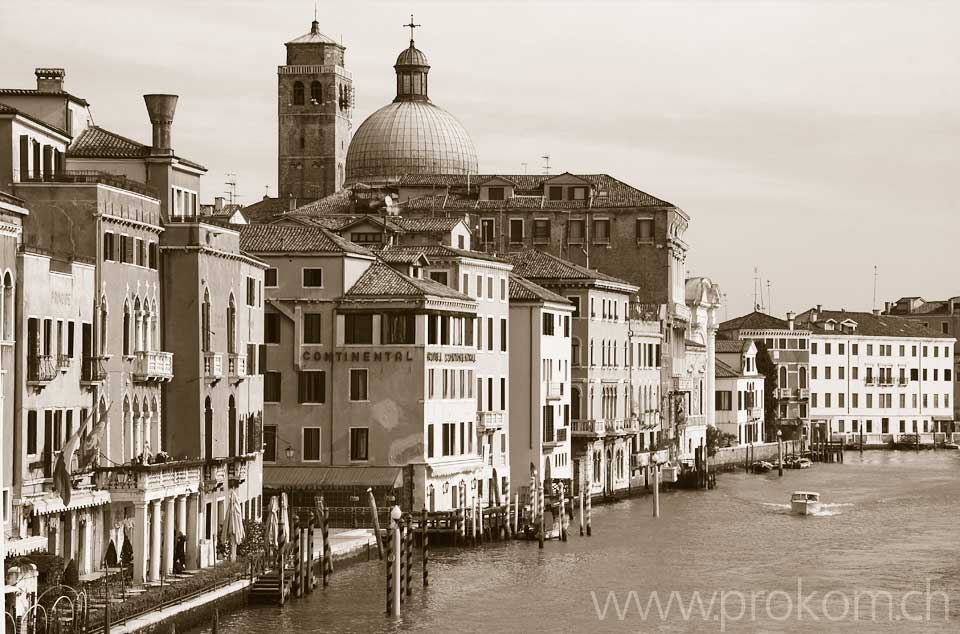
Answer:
(279, 492, 290, 546)
(264, 496, 280, 560)
(225, 490, 246, 559)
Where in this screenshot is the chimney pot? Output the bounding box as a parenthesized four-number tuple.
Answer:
(786, 311, 796, 331)
(288, 194, 296, 212)
(873, 309, 881, 316)
(214, 196, 224, 212)
(35, 68, 65, 93)
(143, 94, 178, 155)
(816, 304, 822, 312)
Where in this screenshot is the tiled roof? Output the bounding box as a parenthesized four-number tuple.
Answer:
(685, 339, 706, 349)
(715, 359, 741, 379)
(715, 339, 748, 354)
(374, 247, 429, 265)
(888, 299, 960, 316)
(718, 311, 791, 332)
(796, 309, 954, 339)
(0, 102, 69, 136)
(395, 173, 673, 208)
(67, 126, 206, 170)
(503, 249, 633, 287)
(377, 244, 510, 265)
(343, 262, 472, 301)
(289, 190, 354, 215)
(239, 224, 372, 256)
(391, 216, 464, 232)
(509, 274, 571, 304)
(0, 87, 88, 106)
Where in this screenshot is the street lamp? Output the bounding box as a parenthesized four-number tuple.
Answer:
(284, 446, 294, 460)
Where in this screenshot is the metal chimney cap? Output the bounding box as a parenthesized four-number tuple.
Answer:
(143, 94, 179, 122)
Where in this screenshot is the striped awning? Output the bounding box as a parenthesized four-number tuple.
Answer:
(4, 535, 48, 557)
(27, 490, 111, 516)
(264, 466, 403, 490)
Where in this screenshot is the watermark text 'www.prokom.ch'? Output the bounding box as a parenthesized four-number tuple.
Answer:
(590, 579, 951, 632)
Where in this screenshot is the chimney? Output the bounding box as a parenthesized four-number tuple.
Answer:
(143, 94, 178, 156)
(786, 311, 795, 331)
(214, 196, 224, 212)
(287, 194, 297, 212)
(883, 301, 892, 314)
(35, 68, 65, 92)
(873, 309, 881, 316)
(810, 308, 819, 323)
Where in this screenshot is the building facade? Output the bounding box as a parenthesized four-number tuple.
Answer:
(797, 308, 955, 442)
(714, 340, 765, 446)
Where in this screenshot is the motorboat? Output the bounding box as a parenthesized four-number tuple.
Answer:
(790, 491, 821, 515)
(751, 461, 774, 474)
(795, 458, 812, 469)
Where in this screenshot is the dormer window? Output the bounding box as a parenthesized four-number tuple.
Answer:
(487, 187, 504, 201)
(571, 186, 587, 200)
(548, 186, 563, 201)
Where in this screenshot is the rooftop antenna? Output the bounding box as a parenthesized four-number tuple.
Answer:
(314, 2, 317, 21)
(753, 266, 762, 312)
(264, 185, 270, 198)
(224, 173, 238, 205)
(766, 280, 772, 316)
(872, 265, 878, 311)
(521, 162, 528, 175)
(541, 154, 551, 175)
(722, 292, 729, 321)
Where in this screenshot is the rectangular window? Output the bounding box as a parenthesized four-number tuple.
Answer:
(487, 317, 494, 351)
(500, 318, 507, 352)
(302, 268, 323, 287)
(27, 410, 38, 454)
(635, 218, 653, 240)
(344, 313, 373, 344)
(298, 370, 326, 403)
(264, 268, 278, 287)
(264, 371, 282, 403)
(246, 277, 257, 306)
(548, 186, 563, 201)
(302, 427, 321, 462)
(349, 368, 368, 401)
(500, 377, 506, 410)
(381, 313, 415, 344)
(568, 219, 584, 242)
(67, 321, 75, 357)
(442, 423, 454, 456)
(429, 271, 449, 286)
(265, 313, 281, 344)
(427, 424, 434, 458)
(488, 186, 505, 201)
(533, 219, 550, 242)
(302, 313, 322, 344)
(509, 218, 523, 243)
(350, 428, 369, 461)
(715, 391, 733, 411)
(134, 238, 143, 266)
(480, 218, 495, 243)
(263, 425, 277, 462)
(542, 313, 555, 336)
(148, 242, 158, 269)
(592, 219, 610, 243)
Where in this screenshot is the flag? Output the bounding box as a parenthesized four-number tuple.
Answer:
(79, 402, 112, 471)
(54, 423, 83, 507)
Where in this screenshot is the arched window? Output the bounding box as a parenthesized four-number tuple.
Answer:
(227, 294, 237, 354)
(132, 397, 142, 457)
(204, 397, 214, 459)
(99, 295, 109, 356)
(779, 365, 787, 388)
(133, 297, 142, 352)
(571, 386, 581, 421)
(571, 338, 581, 366)
(201, 288, 211, 352)
(122, 301, 131, 356)
(228, 395, 237, 457)
(122, 397, 132, 463)
(2, 271, 12, 341)
(310, 81, 322, 103)
(799, 366, 807, 389)
(293, 81, 304, 105)
(151, 299, 159, 351)
(151, 397, 161, 452)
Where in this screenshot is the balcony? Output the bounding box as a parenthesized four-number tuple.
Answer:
(670, 302, 691, 323)
(228, 353, 247, 382)
(133, 350, 173, 382)
(685, 414, 707, 428)
(546, 381, 563, 401)
(776, 387, 793, 399)
(80, 356, 107, 386)
(865, 377, 876, 386)
(571, 419, 606, 438)
(96, 460, 202, 495)
(57, 354, 72, 372)
(749, 407, 763, 419)
(477, 410, 504, 432)
(543, 426, 568, 449)
(27, 354, 57, 387)
(799, 388, 810, 399)
(898, 378, 909, 386)
(203, 352, 223, 382)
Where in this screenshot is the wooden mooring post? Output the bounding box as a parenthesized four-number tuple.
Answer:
(579, 490, 585, 536)
(537, 478, 545, 549)
(306, 514, 315, 594)
(368, 488, 384, 560)
(405, 517, 413, 597)
(421, 507, 429, 587)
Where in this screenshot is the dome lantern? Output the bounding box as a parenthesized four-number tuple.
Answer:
(395, 15, 430, 102)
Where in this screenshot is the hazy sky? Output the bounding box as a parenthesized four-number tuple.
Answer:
(2, 1, 957, 317)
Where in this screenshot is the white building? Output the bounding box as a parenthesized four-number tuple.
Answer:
(507, 274, 574, 490)
(714, 339, 765, 445)
(678, 278, 722, 461)
(797, 308, 955, 443)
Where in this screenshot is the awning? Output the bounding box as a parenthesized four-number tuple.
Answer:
(3, 535, 48, 557)
(264, 466, 403, 491)
(27, 489, 111, 516)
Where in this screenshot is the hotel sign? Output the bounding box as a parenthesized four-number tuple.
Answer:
(426, 352, 476, 363)
(303, 350, 416, 362)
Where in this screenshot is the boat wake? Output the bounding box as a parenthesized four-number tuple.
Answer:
(761, 502, 853, 517)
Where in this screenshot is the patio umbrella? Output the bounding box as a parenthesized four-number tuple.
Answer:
(264, 496, 280, 559)
(225, 490, 245, 559)
(279, 492, 290, 546)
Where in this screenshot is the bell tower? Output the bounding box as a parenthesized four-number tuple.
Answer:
(278, 19, 353, 201)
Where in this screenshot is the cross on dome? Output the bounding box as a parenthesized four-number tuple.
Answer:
(403, 14, 421, 44)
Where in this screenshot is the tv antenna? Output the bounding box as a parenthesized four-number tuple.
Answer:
(521, 162, 528, 175)
(872, 265, 879, 311)
(224, 173, 240, 205)
(541, 154, 551, 175)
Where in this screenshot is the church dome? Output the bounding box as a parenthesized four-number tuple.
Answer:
(345, 35, 477, 184)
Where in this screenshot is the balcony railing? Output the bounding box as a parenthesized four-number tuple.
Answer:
(96, 460, 203, 493)
(799, 388, 810, 399)
(571, 419, 606, 437)
(898, 378, 909, 386)
(228, 353, 247, 381)
(57, 354, 72, 372)
(80, 356, 107, 384)
(133, 350, 174, 382)
(17, 169, 158, 198)
(546, 381, 562, 400)
(27, 354, 57, 385)
(685, 414, 707, 428)
(865, 377, 876, 385)
(477, 410, 504, 432)
(204, 352, 223, 382)
(543, 426, 568, 449)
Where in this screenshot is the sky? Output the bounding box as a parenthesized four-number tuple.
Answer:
(2, 0, 957, 318)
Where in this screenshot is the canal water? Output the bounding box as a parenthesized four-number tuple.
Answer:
(197, 451, 960, 633)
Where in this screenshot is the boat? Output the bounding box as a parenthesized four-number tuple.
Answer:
(944, 443, 959, 450)
(790, 491, 821, 515)
(795, 458, 812, 469)
(751, 461, 773, 474)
